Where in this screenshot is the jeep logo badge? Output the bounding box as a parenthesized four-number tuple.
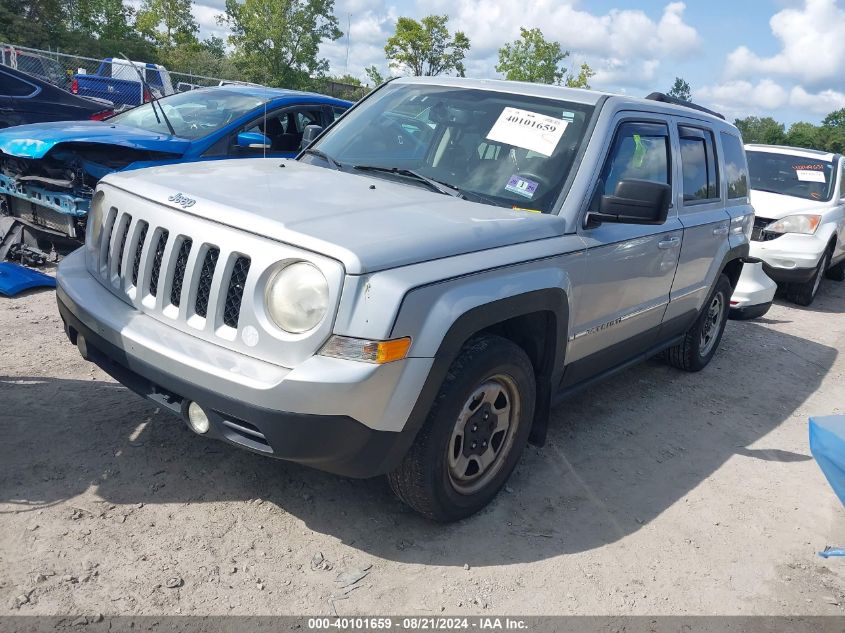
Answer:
(168, 193, 196, 209)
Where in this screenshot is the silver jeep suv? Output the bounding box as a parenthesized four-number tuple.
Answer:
(57, 78, 751, 521)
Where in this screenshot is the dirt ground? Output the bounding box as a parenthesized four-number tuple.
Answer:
(1, 271, 845, 617)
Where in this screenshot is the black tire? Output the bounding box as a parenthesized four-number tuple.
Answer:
(388, 335, 535, 522)
(666, 274, 731, 372)
(826, 256, 845, 282)
(729, 301, 772, 321)
(786, 250, 830, 306)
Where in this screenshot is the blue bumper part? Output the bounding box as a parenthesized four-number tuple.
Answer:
(809, 415, 845, 508)
(0, 262, 56, 296)
(0, 173, 89, 217)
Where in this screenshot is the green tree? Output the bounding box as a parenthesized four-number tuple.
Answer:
(384, 15, 470, 77)
(822, 108, 845, 129)
(495, 27, 593, 88)
(165, 38, 238, 78)
(0, 0, 67, 49)
(734, 116, 786, 145)
(668, 76, 691, 101)
(365, 65, 386, 86)
(565, 61, 595, 89)
(137, 0, 198, 48)
(220, 0, 341, 89)
(785, 122, 821, 149)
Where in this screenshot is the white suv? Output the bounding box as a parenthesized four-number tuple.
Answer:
(746, 144, 845, 305)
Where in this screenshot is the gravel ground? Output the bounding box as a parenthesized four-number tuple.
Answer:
(1, 272, 844, 617)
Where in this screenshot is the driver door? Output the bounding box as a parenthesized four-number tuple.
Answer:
(563, 117, 683, 387)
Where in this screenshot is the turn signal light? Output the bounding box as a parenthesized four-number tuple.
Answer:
(319, 336, 412, 364)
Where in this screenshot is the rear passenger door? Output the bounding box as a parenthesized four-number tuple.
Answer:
(662, 122, 732, 335)
(564, 117, 683, 387)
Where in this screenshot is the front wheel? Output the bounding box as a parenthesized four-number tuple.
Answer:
(666, 274, 731, 372)
(787, 250, 830, 306)
(388, 335, 535, 522)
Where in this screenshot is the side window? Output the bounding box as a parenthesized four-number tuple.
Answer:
(330, 106, 347, 122)
(0, 70, 37, 97)
(721, 132, 749, 199)
(679, 126, 719, 202)
(598, 121, 670, 199)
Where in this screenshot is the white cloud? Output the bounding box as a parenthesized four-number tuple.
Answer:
(724, 0, 845, 88)
(695, 79, 845, 120)
(789, 85, 845, 114)
(315, 1, 700, 90)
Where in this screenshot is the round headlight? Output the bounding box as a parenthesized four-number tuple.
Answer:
(265, 262, 329, 333)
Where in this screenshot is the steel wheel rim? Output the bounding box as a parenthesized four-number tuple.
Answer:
(699, 292, 724, 357)
(447, 374, 521, 496)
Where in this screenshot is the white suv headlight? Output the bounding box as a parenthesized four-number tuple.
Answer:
(265, 262, 329, 333)
(765, 214, 821, 235)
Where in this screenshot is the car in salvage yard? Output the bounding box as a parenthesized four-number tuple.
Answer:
(746, 144, 845, 306)
(56, 77, 752, 521)
(0, 85, 351, 245)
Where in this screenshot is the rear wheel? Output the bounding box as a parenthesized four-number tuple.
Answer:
(666, 274, 731, 372)
(388, 335, 535, 522)
(787, 250, 830, 306)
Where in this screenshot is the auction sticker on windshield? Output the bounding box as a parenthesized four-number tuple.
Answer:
(486, 107, 568, 157)
(795, 168, 826, 183)
(505, 175, 539, 198)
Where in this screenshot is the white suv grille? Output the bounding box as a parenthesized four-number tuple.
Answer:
(88, 185, 344, 369)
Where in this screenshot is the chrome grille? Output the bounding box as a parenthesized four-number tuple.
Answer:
(131, 222, 148, 286)
(195, 247, 220, 318)
(96, 210, 249, 335)
(148, 230, 169, 297)
(170, 238, 192, 307)
(223, 256, 251, 328)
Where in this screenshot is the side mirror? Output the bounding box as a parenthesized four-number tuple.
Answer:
(300, 124, 323, 150)
(236, 131, 271, 150)
(587, 179, 671, 227)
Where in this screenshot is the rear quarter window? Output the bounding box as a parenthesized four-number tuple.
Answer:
(0, 70, 37, 97)
(721, 132, 749, 199)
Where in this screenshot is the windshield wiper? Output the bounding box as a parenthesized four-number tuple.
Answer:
(352, 165, 464, 198)
(120, 53, 176, 137)
(301, 148, 342, 170)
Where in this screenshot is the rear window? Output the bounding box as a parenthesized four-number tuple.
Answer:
(721, 133, 748, 199)
(0, 70, 37, 97)
(679, 126, 719, 202)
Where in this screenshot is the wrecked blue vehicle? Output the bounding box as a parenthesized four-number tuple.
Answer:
(0, 84, 350, 246)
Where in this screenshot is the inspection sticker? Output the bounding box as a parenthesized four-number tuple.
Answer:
(796, 169, 826, 183)
(486, 107, 568, 157)
(505, 175, 539, 199)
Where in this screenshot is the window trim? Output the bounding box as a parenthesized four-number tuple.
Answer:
(678, 124, 720, 206)
(591, 119, 673, 210)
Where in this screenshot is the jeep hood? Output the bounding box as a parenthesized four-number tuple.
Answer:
(103, 158, 565, 274)
(0, 121, 190, 159)
(750, 189, 829, 220)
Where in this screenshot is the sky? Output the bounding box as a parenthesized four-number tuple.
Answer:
(188, 0, 845, 124)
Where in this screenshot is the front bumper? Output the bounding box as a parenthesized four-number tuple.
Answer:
(56, 250, 433, 478)
(749, 233, 827, 284)
(730, 261, 776, 308)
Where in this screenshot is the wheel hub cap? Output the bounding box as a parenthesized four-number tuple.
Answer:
(447, 375, 520, 495)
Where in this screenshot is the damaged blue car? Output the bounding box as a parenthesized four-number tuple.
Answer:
(0, 84, 350, 246)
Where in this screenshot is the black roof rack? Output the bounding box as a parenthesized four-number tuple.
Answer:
(645, 92, 725, 120)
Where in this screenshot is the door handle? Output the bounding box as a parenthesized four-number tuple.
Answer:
(658, 237, 681, 249)
(713, 227, 729, 236)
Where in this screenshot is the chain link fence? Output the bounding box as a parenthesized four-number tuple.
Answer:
(1, 44, 368, 107)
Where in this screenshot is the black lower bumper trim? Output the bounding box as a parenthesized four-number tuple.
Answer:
(57, 295, 407, 478)
(762, 263, 816, 284)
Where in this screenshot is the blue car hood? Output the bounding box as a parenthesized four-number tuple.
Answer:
(0, 121, 190, 159)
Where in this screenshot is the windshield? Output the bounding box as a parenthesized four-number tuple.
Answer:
(306, 83, 595, 213)
(109, 89, 267, 140)
(747, 150, 836, 202)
